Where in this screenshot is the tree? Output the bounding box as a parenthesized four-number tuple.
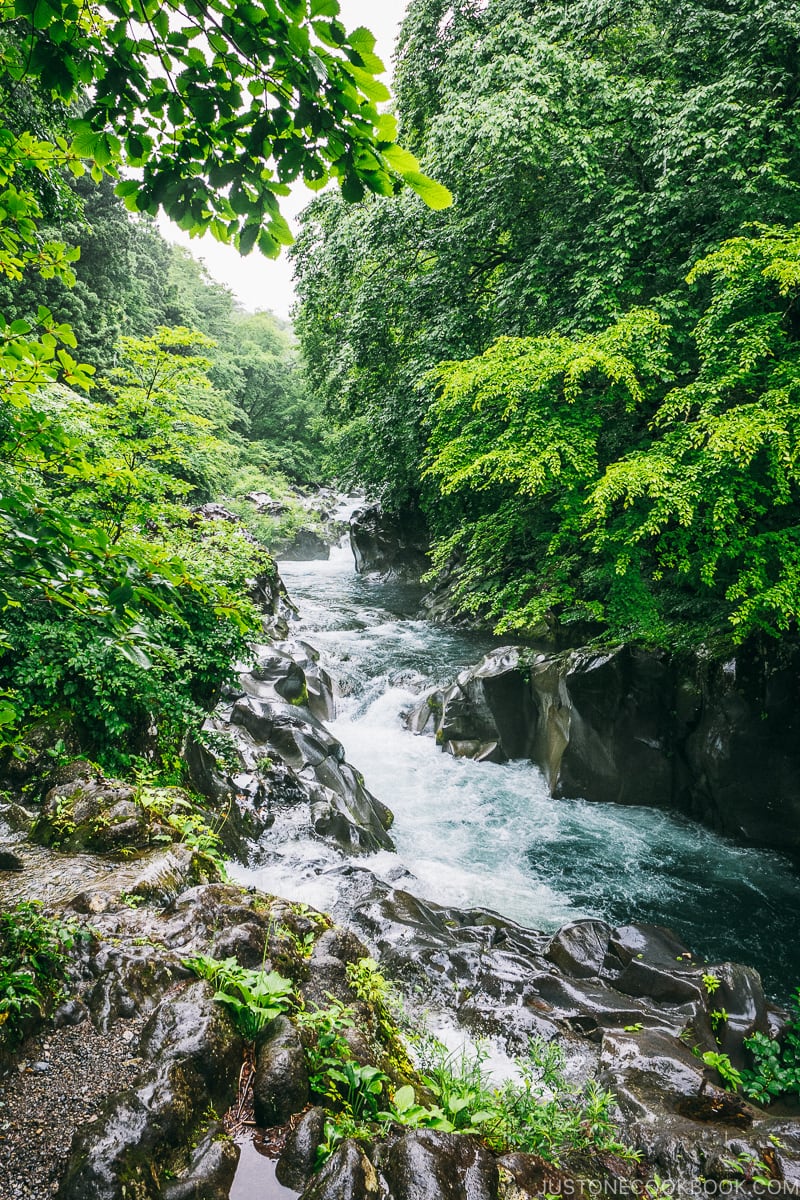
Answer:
(589, 225, 800, 642)
(1, 0, 451, 255)
(294, 0, 800, 514)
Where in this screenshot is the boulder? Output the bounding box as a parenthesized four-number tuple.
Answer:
(545, 920, 612, 979)
(277, 1106, 327, 1190)
(162, 1124, 240, 1200)
(58, 983, 242, 1200)
(377, 1129, 499, 1200)
(410, 638, 800, 854)
(349, 504, 430, 581)
(35, 765, 148, 853)
(189, 665, 395, 857)
(277, 527, 330, 561)
(253, 1015, 309, 1128)
(299, 1140, 381, 1200)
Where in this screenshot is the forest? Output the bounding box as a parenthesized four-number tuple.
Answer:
(294, 0, 800, 647)
(2, 1, 800, 1198)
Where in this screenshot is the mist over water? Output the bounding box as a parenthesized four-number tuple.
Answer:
(264, 543, 800, 998)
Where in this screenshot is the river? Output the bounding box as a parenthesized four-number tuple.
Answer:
(234, 542, 800, 1000)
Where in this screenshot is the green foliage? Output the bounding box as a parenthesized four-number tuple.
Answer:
(423, 308, 671, 633)
(294, 0, 800, 647)
(0, 900, 81, 1040)
(1, 320, 275, 768)
(136, 784, 228, 878)
(720, 1151, 774, 1189)
(412, 1035, 634, 1163)
(2, 0, 449, 252)
(742, 989, 800, 1106)
(183, 954, 293, 1041)
(295, 998, 357, 1099)
(699, 1050, 743, 1093)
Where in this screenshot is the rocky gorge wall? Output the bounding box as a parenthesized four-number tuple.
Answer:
(407, 641, 800, 856)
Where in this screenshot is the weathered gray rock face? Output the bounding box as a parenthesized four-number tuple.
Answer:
(407, 641, 800, 854)
(318, 868, 800, 1183)
(278, 527, 331, 561)
(58, 983, 243, 1200)
(349, 504, 430, 581)
(377, 1130, 499, 1200)
(186, 641, 394, 856)
(253, 1015, 309, 1127)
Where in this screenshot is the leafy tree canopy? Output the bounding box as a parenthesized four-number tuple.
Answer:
(1, 0, 451, 257)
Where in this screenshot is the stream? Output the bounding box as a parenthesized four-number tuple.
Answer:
(233, 542, 800, 1000)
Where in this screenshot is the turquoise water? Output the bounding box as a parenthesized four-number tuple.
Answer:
(269, 545, 800, 1000)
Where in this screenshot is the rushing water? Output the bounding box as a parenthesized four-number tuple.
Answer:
(246, 542, 800, 999)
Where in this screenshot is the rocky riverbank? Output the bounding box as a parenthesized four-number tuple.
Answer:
(2, 526, 800, 1197)
(405, 642, 800, 856)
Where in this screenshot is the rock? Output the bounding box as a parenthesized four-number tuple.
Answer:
(253, 1016, 309, 1128)
(162, 1124, 239, 1200)
(189, 667, 394, 857)
(546, 920, 612, 979)
(349, 504, 430, 581)
(277, 527, 330, 561)
(406, 647, 533, 762)
(709, 961, 770, 1065)
(602, 924, 704, 1006)
(35, 766, 150, 854)
(193, 502, 239, 523)
(299, 1140, 381, 1200)
(59, 983, 243, 1200)
(277, 1106, 327, 1189)
(377, 1129, 499, 1200)
(598, 1029, 760, 1175)
(0, 849, 24, 871)
(410, 638, 800, 853)
(300, 927, 371, 1010)
(53, 999, 89, 1029)
(246, 491, 289, 516)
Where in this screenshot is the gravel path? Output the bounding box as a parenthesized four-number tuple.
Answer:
(0, 1010, 147, 1198)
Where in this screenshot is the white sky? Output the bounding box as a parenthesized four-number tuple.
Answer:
(157, 1, 409, 320)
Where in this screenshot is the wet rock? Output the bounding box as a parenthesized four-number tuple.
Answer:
(277, 527, 330, 561)
(59, 983, 242, 1200)
(253, 1016, 309, 1128)
(710, 961, 770, 1064)
(415, 638, 800, 853)
(212, 920, 267, 968)
(602, 924, 704, 1006)
(299, 1139, 381, 1200)
(273, 640, 336, 722)
(162, 1124, 239, 1200)
(0, 849, 23, 871)
(349, 504, 430, 581)
(378, 1129, 499, 1200)
(300, 927, 371, 1010)
(597, 1028, 761, 1175)
(407, 647, 533, 762)
(546, 920, 611, 979)
(189, 667, 394, 858)
(246, 491, 289, 515)
(36, 767, 148, 853)
(53, 999, 89, 1029)
(277, 1106, 327, 1190)
(0, 801, 34, 834)
(124, 845, 208, 906)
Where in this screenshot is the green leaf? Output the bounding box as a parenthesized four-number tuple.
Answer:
(402, 171, 453, 211)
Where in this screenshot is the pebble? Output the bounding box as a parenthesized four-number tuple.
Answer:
(0, 1011, 147, 1198)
